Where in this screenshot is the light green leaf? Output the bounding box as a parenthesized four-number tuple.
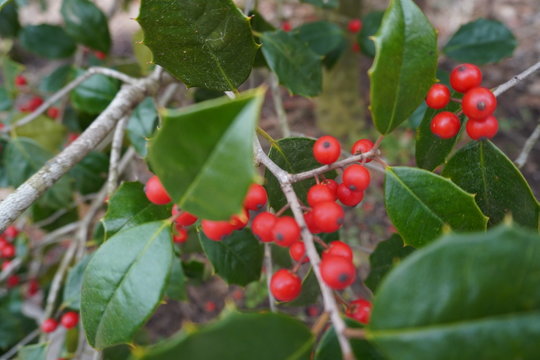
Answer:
(17, 343, 47, 360)
(81, 221, 173, 349)
(147, 90, 263, 221)
(137, 0, 258, 91)
(385, 166, 487, 247)
(127, 97, 158, 157)
(14, 115, 67, 152)
(368, 225, 540, 360)
(369, 0, 437, 134)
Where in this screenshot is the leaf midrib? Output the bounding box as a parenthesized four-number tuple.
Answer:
(368, 309, 540, 339)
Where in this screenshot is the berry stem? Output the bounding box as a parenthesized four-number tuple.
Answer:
(451, 97, 462, 103)
(314, 236, 329, 249)
(311, 311, 330, 337)
(343, 328, 366, 339)
(276, 204, 291, 217)
(264, 243, 277, 312)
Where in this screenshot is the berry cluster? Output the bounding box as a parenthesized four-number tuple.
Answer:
(41, 311, 79, 334)
(1, 226, 19, 288)
(12, 75, 60, 119)
(426, 63, 498, 140)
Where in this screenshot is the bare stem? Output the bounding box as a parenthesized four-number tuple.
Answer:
(493, 61, 540, 97)
(107, 116, 129, 197)
(3, 67, 137, 132)
(515, 121, 540, 169)
(0, 69, 164, 233)
(270, 74, 290, 137)
(255, 138, 354, 360)
(264, 243, 277, 312)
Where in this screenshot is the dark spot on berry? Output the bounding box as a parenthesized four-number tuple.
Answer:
(276, 233, 283, 241)
(477, 101, 486, 111)
(338, 273, 350, 283)
(322, 141, 331, 148)
(458, 65, 466, 72)
(256, 204, 263, 210)
(349, 185, 357, 191)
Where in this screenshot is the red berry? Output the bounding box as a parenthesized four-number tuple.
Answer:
(289, 241, 309, 263)
(229, 208, 250, 230)
(320, 255, 356, 290)
(173, 226, 188, 244)
(172, 205, 198, 226)
(323, 241, 353, 262)
(4, 225, 19, 239)
(450, 63, 483, 93)
(347, 19, 362, 33)
(67, 133, 79, 144)
(430, 111, 461, 139)
(425, 84, 451, 109)
(201, 220, 235, 241)
(351, 139, 374, 162)
(270, 269, 302, 302)
(144, 175, 171, 205)
(47, 107, 60, 119)
(244, 184, 268, 211)
(352, 42, 361, 53)
(313, 136, 341, 165)
(311, 201, 344, 233)
(321, 179, 338, 197)
(251, 212, 277, 243)
(336, 183, 364, 207)
(342, 164, 370, 192)
(306, 305, 320, 317)
(42, 318, 58, 333)
(462, 87, 497, 120)
(307, 184, 336, 207)
(1, 243, 15, 258)
(15, 75, 27, 87)
(204, 300, 217, 312)
(466, 116, 499, 140)
(304, 211, 321, 234)
(27, 279, 40, 296)
(27, 96, 44, 112)
(7, 275, 19, 288)
(346, 299, 372, 324)
(94, 51, 106, 60)
(281, 21, 292, 32)
(272, 216, 301, 247)
(60, 311, 79, 329)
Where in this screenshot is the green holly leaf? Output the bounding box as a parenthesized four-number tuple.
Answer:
(13, 115, 67, 152)
(300, 0, 339, 9)
(369, 0, 437, 134)
(292, 21, 346, 61)
(147, 90, 263, 221)
(165, 257, 186, 301)
(368, 225, 540, 360)
(61, 0, 111, 53)
(137, 0, 258, 91)
(385, 166, 488, 247)
(127, 97, 158, 157)
(39, 64, 73, 94)
(443, 19, 517, 64)
(261, 30, 323, 97)
(81, 221, 173, 349)
(71, 69, 120, 114)
(199, 228, 263, 286)
(62, 255, 92, 311)
(102, 182, 172, 240)
(264, 137, 337, 215)
(286, 269, 320, 307)
(365, 234, 414, 292)
(19, 24, 76, 59)
(442, 140, 539, 229)
(135, 312, 313, 360)
(0, 2, 20, 38)
(357, 11, 384, 58)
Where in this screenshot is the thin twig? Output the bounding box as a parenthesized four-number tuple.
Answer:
(107, 116, 129, 197)
(270, 74, 290, 137)
(0, 257, 22, 282)
(343, 328, 366, 339)
(0, 329, 40, 360)
(3, 67, 137, 132)
(264, 243, 277, 312)
(158, 83, 180, 107)
(0, 68, 164, 233)
(255, 138, 354, 360)
(515, 121, 540, 169)
(493, 61, 540, 97)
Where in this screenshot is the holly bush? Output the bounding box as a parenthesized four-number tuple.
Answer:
(0, 0, 538, 359)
